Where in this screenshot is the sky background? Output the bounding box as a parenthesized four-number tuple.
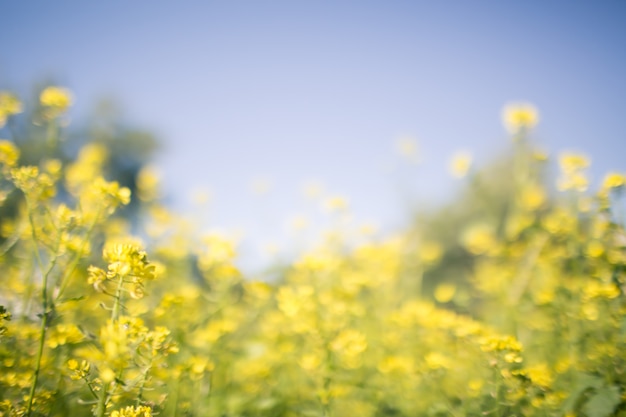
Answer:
(2, 1, 626, 270)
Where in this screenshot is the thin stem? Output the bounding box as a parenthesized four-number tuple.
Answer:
(55, 207, 103, 302)
(171, 377, 180, 417)
(94, 275, 126, 417)
(111, 274, 125, 322)
(135, 358, 154, 406)
(82, 376, 99, 400)
(494, 366, 502, 417)
(25, 198, 56, 417)
(95, 381, 109, 417)
(26, 305, 48, 417)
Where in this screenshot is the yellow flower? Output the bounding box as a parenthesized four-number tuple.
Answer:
(449, 151, 472, 178)
(0, 92, 22, 128)
(602, 172, 626, 189)
(377, 355, 414, 374)
(559, 152, 590, 174)
(330, 329, 367, 357)
(66, 359, 78, 371)
(461, 224, 496, 255)
(40, 86, 72, 110)
(425, 352, 451, 369)
(501, 102, 539, 134)
(110, 405, 152, 417)
(419, 242, 443, 264)
(323, 195, 349, 212)
(46, 324, 84, 348)
(136, 165, 161, 201)
(557, 152, 591, 192)
(434, 283, 456, 303)
(99, 366, 116, 383)
(299, 353, 322, 371)
(0, 140, 20, 168)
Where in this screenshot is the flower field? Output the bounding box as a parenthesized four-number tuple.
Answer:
(1, 88, 625, 416)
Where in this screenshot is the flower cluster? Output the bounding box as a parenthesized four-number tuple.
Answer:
(1, 88, 624, 417)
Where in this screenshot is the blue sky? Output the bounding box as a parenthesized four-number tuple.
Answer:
(2, 1, 626, 269)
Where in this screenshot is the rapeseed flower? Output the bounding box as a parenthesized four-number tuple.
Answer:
(602, 172, 626, 189)
(110, 405, 152, 417)
(557, 152, 591, 192)
(449, 151, 472, 178)
(40, 86, 73, 119)
(0, 92, 22, 128)
(502, 102, 539, 134)
(0, 140, 19, 169)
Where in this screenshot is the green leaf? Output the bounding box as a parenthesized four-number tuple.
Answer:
(561, 373, 604, 413)
(583, 385, 621, 417)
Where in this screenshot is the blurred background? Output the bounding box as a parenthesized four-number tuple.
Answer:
(2, 1, 626, 270)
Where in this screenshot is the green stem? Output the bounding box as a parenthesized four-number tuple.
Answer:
(171, 378, 180, 417)
(320, 344, 334, 417)
(494, 366, 502, 417)
(55, 207, 103, 302)
(46, 120, 57, 149)
(94, 274, 126, 417)
(135, 357, 154, 406)
(26, 306, 48, 417)
(111, 274, 125, 322)
(95, 381, 109, 417)
(25, 198, 58, 417)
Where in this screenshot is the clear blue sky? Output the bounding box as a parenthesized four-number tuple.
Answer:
(2, 1, 626, 269)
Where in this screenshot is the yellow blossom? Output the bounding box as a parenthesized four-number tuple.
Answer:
(0, 140, 20, 168)
(602, 172, 626, 189)
(425, 352, 451, 369)
(40, 86, 73, 118)
(323, 195, 349, 212)
(559, 152, 590, 174)
(557, 152, 591, 192)
(434, 283, 456, 303)
(449, 151, 472, 178)
(110, 405, 152, 417)
(461, 224, 496, 255)
(502, 102, 539, 133)
(0, 92, 22, 128)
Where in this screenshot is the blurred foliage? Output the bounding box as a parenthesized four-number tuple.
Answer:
(412, 139, 551, 310)
(1, 89, 626, 417)
(0, 85, 158, 232)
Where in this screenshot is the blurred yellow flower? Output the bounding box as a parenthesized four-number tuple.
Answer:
(377, 355, 413, 374)
(419, 242, 443, 264)
(110, 405, 152, 417)
(449, 151, 472, 178)
(323, 195, 349, 212)
(461, 224, 496, 255)
(0, 140, 20, 167)
(434, 283, 456, 303)
(137, 165, 162, 201)
(602, 172, 626, 189)
(559, 152, 590, 174)
(0, 92, 22, 128)
(424, 351, 451, 369)
(557, 152, 591, 192)
(40, 86, 73, 109)
(519, 185, 546, 210)
(501, 102, 539, 134)
(40, 86, 73, 119)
